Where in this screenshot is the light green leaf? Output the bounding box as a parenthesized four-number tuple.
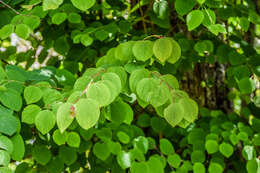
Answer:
(102, 72, 122, 92)
(179, 98, 198, 122)
(43, 0, 63, 11)
(246, 159, 260, 173)
(86, 81, 111, 107)
(208, 24, 226, 35)
(0, 150, 10, 166)
(167, 39, 181, 64)
(15, 24, 30, 39)
(242, 145, 256, 160)
(0, 136, 13, 154)
(52, 12, 67, 25)
(202, 9, 216, 27)
(205, 140, 218, 154)
(57, 103, 75, 133)
(71, 0, 96, 11)
(132, 40, 154, 61)
(133, 136, 149, 154)
(115, 41, 135, 62)
(117, 131, 130, 144)
(136, 78, 170, 107)
(75, 98, 100, 130)
(193, 162, 206, 173)
(10, 134, 24, 161)
(24, 86, 43, 104)
(53, 129, 67, 146)
(0, 24, 14, 40)
(35, 110, 56, 135)
(147, 156, 164, 173)
(22, 104, 41, 124)
(186, 10, 204, 31)
(129, 69, 150, 93)
(67, 132, 80, 147)
(117, 151, 132, 169)
(191, 150, 205, 163)
(80, 34, 93, 47)
(68, 13, 81, 23)
(208, 163, 223, 173)
(160, 74, 179, 89)
(153, 37, 173, 63)
(219, 142, 233, 158)
(164, 103, 184, 127)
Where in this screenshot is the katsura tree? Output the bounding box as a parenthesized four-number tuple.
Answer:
(0, 0, 259, 173)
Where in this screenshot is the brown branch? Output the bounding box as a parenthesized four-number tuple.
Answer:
(0, 0, 20, 15)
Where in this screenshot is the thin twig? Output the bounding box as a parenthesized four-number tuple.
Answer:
(0, 0, 20, 15)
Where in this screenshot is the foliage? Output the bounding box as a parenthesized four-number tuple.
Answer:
(0, 0, 259, 172)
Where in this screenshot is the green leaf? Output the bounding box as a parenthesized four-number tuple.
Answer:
(53, 129, 67, 146)
(160, 74, 179, 89)
(57, 103, 75, 133)
(10, 134, 25, 161)
(35, 110, 56, 135)
(239, 17, 250, 32)
(0, 88, 22, 111)
(52, 12, 67, 25)
(242, 145, 256, 160)
(43, 0, 63, 11)
(238, 78, 256, 94)
(0, 136, 13, 154)
(0, 167, 12, 173)
(0, 150, 10, 166)
(193, 162, 206, 173)
(175, 0, 197, 16)
(117, 131, 130, 144)
(179, 98, 198, 122)
(93, 142, 111, 161)
(117, 151, 132, 169)
(186, 10, 204, 31)
(191, 150, 205, 163)
(133, 136, 149, 154)
(168, 154, 181, 168)
(0, 24, 14, 39)
(153, 37, 173, 63)
(68, 13, 81, 23)
(86, 81, 111, 107)
(202, 9, 216, 27)
(0, 113, 19, 136)
(115, 41, 135, 62)
(153, 0, 168, 19)
(246, 159, 260, 173)
(164, 103, 184, 127)
(205, 140, 218, 154)
(130, 162, 149, 173)
(22, 104, 41, 124)
(102, 72, 122, 92)
(208, 163, 223, 173)
(71, 0, 96, 11)
(23, 15, 41, 30)
(110, 100, 133, 124)
(66, 132, 80, 148)
(159, 138, 174, 155)
(24, 86, 43, 104)
(219, 142, 233, 158)
(32, 145, 51, 165)
(59, 146, 77, 165)
(167, 39, 181, 64)
(147, 156, 164, 173)
(208, 24, 226, 35)
(136, 78, 170, 107)
(129, 69, 150, 93)
(75, 98, 100, 130)
(15, 24, 30, 39)
(132, 40, 154, 62)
